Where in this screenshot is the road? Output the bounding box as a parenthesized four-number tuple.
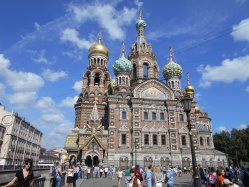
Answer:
(80, 174, 193, 187)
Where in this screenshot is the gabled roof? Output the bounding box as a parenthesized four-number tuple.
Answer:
(80, 134, 106, 150)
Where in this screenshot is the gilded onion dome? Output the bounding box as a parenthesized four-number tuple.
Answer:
(185, 72, 195, 95)
(135, 9, 146, 29)
(163, 47, 183, 80)
(112, 43, 133, 76)
(195, 106, 201, 113)
(88, 34, 109, 57)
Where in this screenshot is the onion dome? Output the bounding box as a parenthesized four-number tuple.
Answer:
(135, 9, 146, 29)
(112, 43, 133, 76)
(88, 34, 109, 57)
(163, 47, 183, 80)
(195, 106, 201, 113)
(185, 72, 195, 96)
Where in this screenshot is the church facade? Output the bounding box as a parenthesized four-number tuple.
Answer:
(65, 11, 227, 169)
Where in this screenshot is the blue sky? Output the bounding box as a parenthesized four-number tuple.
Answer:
(0, 0, 249, 148)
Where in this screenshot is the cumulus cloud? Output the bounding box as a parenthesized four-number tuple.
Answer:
(8, 92, 37, 108)
(36, 97, 59, 113)
(197, 55, 249, 87)
(61, 28, 92, 49)
(68, 3, 137, 40)
(218, 126, 227, 132)
(240, 124, 248, 129)
(42, 69, 67, 82)
(60, 96, 78, 107)
(34, 22, 41, 30)
(73, 80, 82, 93)
(231, 18, 249, 42)
(0, 54, 44, 108)
(0, 82, 6, 98)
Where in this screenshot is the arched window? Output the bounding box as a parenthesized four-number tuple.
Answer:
(101, 59, 103, 65)
(182, 135, 187, 146)
(143, 63, 148, 78)
(87, 75, 90, 86)
(133, 64, 137, 79)
(94, 73, 100, 86)
(200, 137, 204, 146)
(207, 137, 210, 146)
(97, 58, 100, 65)
(172, 81, 174, 89)
(126, 77, 128, 84)
(179, 114, 184, 122)
(119, 77, 121, 85)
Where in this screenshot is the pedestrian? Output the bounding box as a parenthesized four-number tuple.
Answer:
(154, 166, 164, 187)
(87, 167, 91, 179)
(129, 169, 141, 187)
(223, 178, 240, 187)
(145, 165, 154, 187)
(73, 164, 78, 187)
(54, 162, 62, 187)
(124, 166, 131, 187)
(135, 165, 143, 182)
(166, 166, 174, 187)
(104, 166, 108, 178)
(208, 167, 217, 187)
(100, 167, 103, 178)
(216, 168, 225, 187)
(2, 159, 34, 187)
(117, 168, 124, 187)
(66, 163, 74, 187)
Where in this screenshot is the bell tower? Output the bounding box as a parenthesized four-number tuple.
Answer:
(80, 33, 111, 103)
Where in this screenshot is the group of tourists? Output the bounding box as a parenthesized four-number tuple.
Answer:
(199, 166, 249, 187)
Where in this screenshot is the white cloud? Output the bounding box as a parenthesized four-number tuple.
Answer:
(134, 0, 143, 7)
(198, 55, 249, 87)
(61, 28, 92, 49)
(36, 97, 59, 113)
(0, 54, 44, 108)
(69, 3, 137, 40)
(73, 80, 82, 93)
(246, 86, 249, 92)
(240, 124, 248, 129)
(0, 82, 6, 98)
(42, 113, 65, 124)
(42, 121, 73, 148)
(42, 69, 67, 82)
(29, 49, 56, 65)
(62, 49, 84, 61)
(218, 126, 227, 132)
(231, 18, 249, 42)
(34, 22, 41, 30)
(8, 92, 37, 108)
(60, 96, 78, 107)
(235, 0, 248, 6)
(195, 93, 201, 101)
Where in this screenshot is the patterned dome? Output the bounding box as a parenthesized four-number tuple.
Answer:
(163, 48, 182, 80)
(113, 56, 133, 76)
(135, 19, 146, 29)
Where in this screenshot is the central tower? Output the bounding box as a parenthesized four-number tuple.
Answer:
(128, 9, 159, 87)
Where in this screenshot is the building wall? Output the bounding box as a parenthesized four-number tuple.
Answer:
(0, 105, 42, 166)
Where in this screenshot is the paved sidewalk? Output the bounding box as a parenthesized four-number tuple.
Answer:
(80, 174, 193, 187)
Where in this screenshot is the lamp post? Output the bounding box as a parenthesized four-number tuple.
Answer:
(181, 93, 200, 187)
(134, 139, 139, 166)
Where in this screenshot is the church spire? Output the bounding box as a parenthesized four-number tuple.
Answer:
(138, 7, 143, 20)
(90, 102, 99, 121)
(169, 47, 173, 62)
(121, 41, 125, 57)
(98, 31, 102, 43)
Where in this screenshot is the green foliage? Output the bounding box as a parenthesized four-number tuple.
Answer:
(213, 125, 249, 164)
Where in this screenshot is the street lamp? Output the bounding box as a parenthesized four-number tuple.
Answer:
(134, 139, 139, 166)
(181, 73, 200, 187)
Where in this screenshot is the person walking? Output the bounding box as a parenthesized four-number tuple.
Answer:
(145, 165, 154, 187)
(154, 166, 164, 187)
(124, 166, 131, 187)
(117, 168, 124, 187)
(3, 159, 34, 187)
(66, 163, 74, 187)
(129, 169, 141, 187)
(104, 166, 108, 178)
(208, 167, 217, 187)
(216, 168, 225, 187)
(100, 167, 103, 178)
(87, 167, 91, 179)
(166, 166, 174, 187)
(54, 162, 62, 187)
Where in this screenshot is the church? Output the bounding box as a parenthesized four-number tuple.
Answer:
(65, 10, 227, 169)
